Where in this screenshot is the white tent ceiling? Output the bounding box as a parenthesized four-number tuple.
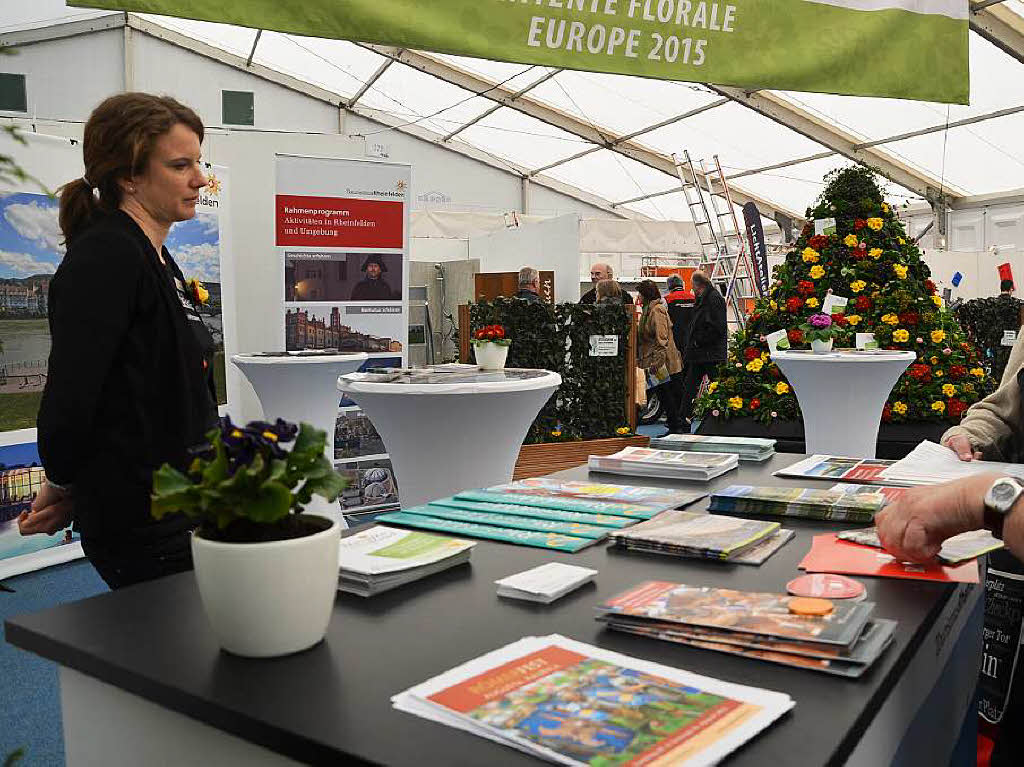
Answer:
(7, 1, 1024, 222)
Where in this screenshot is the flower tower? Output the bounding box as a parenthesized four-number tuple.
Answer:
(696, 167, 992, 425)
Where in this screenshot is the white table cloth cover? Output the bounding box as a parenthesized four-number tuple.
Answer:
(771, 350, 916, 459)
(231, 353, 369, 528)
(338, 369, 562, 508)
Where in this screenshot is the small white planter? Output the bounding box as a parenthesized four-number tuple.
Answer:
(811, 338, 835, 354)
(191, 516, 340, 658)
(474, 341, 510, 370)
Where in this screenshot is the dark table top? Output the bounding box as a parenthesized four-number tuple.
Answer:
(6, 455, 966, 767)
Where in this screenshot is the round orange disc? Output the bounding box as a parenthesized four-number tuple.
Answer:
(788, 597, 835, 616)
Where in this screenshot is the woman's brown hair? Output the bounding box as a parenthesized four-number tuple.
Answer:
(58, 93, 204, 244)
(595, 279, 622, 301)
(636, 279, 662, 304)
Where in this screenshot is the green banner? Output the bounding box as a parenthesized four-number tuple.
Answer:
(73, 0, 969, 103)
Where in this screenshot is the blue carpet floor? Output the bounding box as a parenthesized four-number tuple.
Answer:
(1, 561, 107, 765)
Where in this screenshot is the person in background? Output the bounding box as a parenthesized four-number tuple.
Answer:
(595, 278, 624, 306)
(17, 93, 219, 589)
(636, 280, 683, 433)
(1002, 279, 1016, 297)
(515, 266, 543, 304)
(664, 274, 696, 365)
(678, 270, 727, 424)
(581, 262, 634, 305)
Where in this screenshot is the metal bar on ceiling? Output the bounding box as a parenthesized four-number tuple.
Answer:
(348, 57, 395, 107)
(245, 29, 261, 67)
(442, 68, 561, 142)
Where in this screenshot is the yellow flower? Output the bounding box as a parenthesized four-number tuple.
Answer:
(844, 234, 859, 247)
(942, 383, 956, 397)
(882, 203, 890, 214)
(850, 280, 867, 293)
(881, 313, 899, 325)
(964, 383, 976, 394)
(775, 382, 790, 395)
(809, 265, 825, 279)
(869, 248, 883, 259)
(708, 381, 718, 393)
(892, 329, 910, 343)
(746, 358, 764, 372)
(893, 264, 908, 279)
(867, 217, 884, 231)
(899, 237, 906, 245)
(805, 297, 819, 308)
(935, 370, 944, 377)
(845, 314, 861, 326)
(551, 430, 562, 437)
(802, 247, 820, 263)
(931, 295, 943, 307)
(971, 367, 985, 378)
(930, 356, 939, 365)
(893, 401, 908, 415)
(760, 352, 769, 362)
(931, 401, 946, 414)
(728, 396, 744, 410)
(770, 300, 778, 310)
(931, 329, 946, 344)
(187, 278, 210, 304)
(616, 426, 630, 435)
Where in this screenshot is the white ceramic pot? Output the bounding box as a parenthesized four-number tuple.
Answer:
(474, 341, 509, 370)
(191, 516, 340, 658)
(811, 338, 835, 353)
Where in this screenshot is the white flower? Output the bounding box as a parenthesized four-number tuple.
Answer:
(771, 411, 778, 418)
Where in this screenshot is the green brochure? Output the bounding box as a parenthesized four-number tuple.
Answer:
(375, 512, 596, 552)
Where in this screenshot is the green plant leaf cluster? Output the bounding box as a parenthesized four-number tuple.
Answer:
(151, 420, 346, 531)
(953, 294, 1023, 384)
(469, 299, 631, 443)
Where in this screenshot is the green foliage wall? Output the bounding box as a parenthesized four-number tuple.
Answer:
(470, 299, 631, 444)
(953, 295, 1023, 384)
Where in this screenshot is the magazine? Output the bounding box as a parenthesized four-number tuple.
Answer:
(828, 483, 907, 505)
(649, 434, 776, 462)
(609, 510, 780, 560)
(489, 478, 707, 513)
(374, 511, 597, 552)
(799, 533, 979, 584)
(401, 504, 613, 540)
(774, 455, 899, 484)
(708, 485, 886, 523)
(429, 498, 638, 529)
(597, 582, 873, 647)
(729, 529, 796, 566)
(880, 440, 1024, 486)
(454, 489, 680, 520)
(392, 634, 794, 767)
(589, 447, 738, 481)
(337, 526, 475, 596)
(837, 527, 1003, 564)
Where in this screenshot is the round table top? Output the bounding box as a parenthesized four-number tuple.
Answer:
(771, 349, 917, 363)
(338, 367, 562, 395)
(232, 351, 369, 366)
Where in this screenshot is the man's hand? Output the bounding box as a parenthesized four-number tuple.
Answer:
(18, 483, 74, 536)
(943, 434, 982, 462)
(874, 472, 999, 563)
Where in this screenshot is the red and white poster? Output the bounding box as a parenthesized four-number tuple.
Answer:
(276, 154, 410, 515)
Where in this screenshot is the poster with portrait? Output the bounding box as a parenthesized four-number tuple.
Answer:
(277, 154, 409, 514)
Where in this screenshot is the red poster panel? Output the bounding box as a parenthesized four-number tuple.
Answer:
(275, 194, 403, 248)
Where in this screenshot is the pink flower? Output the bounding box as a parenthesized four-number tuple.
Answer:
(760, 335, 766, 342)
(916, 337, 923, 343)
(808, 312, 833, 328)
(943, 348, 952, 355)
(771, 411, 778, 417)
(712, 410, 720, 416)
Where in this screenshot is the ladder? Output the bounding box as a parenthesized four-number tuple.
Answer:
(671, 151, 761, 327)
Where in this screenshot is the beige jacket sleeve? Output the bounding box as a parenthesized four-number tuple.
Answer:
(941, 332, 1024, 460)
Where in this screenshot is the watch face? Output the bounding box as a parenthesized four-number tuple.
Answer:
(993, 483, 1017, 503)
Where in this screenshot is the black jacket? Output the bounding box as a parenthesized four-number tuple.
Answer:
(665, 294, 696, 361)
(684, 285, 728, 363)
(515, 289, 543, 304)
(580, 287, 634, 305)
(350, 277, 397, 301)
(37, 211, 218, 538)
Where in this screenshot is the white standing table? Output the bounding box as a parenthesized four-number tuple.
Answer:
(771, 350, 916, 459)
(337, 368, 561, 507)
(231, 352, 369, 527)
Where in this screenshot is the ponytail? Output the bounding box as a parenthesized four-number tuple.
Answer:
(57, 177, 106, 245)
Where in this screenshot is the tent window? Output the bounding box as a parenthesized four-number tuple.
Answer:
(222, 90, 254, 126)
(0, 74, 27, 113)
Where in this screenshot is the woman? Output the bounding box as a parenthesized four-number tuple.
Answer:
(595, 278, 624, 306)
(18, 93, 218, 589)
(636, 280, 683, 433)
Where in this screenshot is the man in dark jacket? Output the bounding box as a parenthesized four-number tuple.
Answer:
(350, 255, 398, 301)
(664, 274, 696, 357)
(515, 266, 543, 303)
(679, 270, 727, 422)
(579, 262, 634, 305)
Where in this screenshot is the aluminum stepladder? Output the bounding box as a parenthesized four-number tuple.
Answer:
(671, 150, 761, 328)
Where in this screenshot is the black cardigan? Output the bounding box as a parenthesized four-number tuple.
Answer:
(37, 211, 218, 536)
(684, 285, 728, 363)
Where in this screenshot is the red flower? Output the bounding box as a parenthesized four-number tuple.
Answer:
(950, 365, 966, 381)
(493, 326, 505, 339)
(744, 347, 760, 361)
(750, 398, 761, 411)
(948, 399, 967, 419)
(831, 313, 847, 327)
(855, 295, 873, 312)
(961, 342, 971, 351)
(797, 281, 815, 297)
(788, 328, 804, 344)
(851, 249, 867, 261)
(897, 311, 919, 326)
(475, 329, 486, 340)
(854, 218, 867, 231)
(769, 365, 782, 379)
(882, 403, 892, 422)
(484, 329, 496, 339)
(809, 235, 828, 250)
(786, 297, 804, 313)
(908, 363, 932, 382)
(925, 279, 937, 294)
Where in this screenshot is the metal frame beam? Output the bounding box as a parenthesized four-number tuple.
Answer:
(971, 3, 1024, 66)
(363, 45, 803, 222)
(442, 68, 560, 142)
(347, 57, 394, 107)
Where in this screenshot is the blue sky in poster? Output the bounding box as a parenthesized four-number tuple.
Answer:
(0, 192, 62, 279)
(167, 212, 220, 283)
(0, 441, 41, 468)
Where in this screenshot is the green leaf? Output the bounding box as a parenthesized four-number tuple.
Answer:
(152, 464, 194, 496)
(244, 481, 293, 525)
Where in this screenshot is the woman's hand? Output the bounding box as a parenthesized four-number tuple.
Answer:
(18, 483, 74, 536)
(943, 434, 982, 462)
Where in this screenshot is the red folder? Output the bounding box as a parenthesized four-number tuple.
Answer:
(798, 534, 979, 584)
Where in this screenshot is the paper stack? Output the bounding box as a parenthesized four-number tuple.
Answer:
(650, 434, 776, 462)
(881, 440, 1024, 486)
(495, 563, 597, 603)
(589, 446, 738, 481)
(709, 485, 887, 523)
(597, 582, 896, 677)
(838, 527, 1003, 564)
(337, 526, 475, 596)
(609, 510, 785, 563)
(392, 634, 794, 766)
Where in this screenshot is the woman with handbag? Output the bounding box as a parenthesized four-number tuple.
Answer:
(636, 280, 683, 433)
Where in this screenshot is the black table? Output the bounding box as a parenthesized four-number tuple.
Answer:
(6, 455, 982, 766)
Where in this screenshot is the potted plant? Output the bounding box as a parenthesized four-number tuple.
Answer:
(799, 312, 841, 353)
(152, 416, 346, 658)
(471, 323, 512, 369)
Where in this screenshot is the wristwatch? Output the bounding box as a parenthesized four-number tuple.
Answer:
(983, 477, 1024, 539)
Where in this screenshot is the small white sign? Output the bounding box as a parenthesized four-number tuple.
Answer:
(1002, 330, 1017, 347)
(822, 294, 848, 315)
(856, 333, 878, 350)
(814, 217, 837, 236)
(766, 329, 790, 353)
(365, 140, 391, 159)
(589, 335, 619, 356)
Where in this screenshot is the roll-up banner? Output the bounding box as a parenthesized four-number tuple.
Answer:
(742, 201, 769, 297)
